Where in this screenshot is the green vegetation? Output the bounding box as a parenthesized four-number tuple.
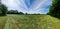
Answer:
(0, 1, 8, 16)
(7, 10, 24, 14)
(0, 14, 60, 29)
(48, 0, 60, 19)
(0, 16, 7, 29)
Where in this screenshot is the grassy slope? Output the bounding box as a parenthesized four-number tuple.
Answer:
(0, 14, 60, 29)
(0, 16, 7, 29)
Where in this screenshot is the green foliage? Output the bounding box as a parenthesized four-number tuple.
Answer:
(19, 12, 24, 14)
(0, 2, 7, 16)
(25, 13, 28, 15)
(7, 10, 18, 14)
(7, 10, 24, 14)
(0, 4, 8, 15)
(48, 0, 60, 19)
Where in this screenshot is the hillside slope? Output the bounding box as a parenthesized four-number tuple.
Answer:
(0, 14, 60, 29)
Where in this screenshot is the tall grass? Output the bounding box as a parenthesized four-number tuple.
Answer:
(0, 14, 60, 29)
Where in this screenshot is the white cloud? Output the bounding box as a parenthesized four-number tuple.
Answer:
(29, 0, 52, 14)
(1, 0, 52, 14)
(30, 0, 52, 10)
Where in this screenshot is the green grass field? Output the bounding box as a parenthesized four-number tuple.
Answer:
(0, 14, 60, 29)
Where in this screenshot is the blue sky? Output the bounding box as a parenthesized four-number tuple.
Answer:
(1, 0, 52, 14)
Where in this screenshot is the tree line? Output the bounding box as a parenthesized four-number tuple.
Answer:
(7, 10, 24, 14)
(47, 0, 60, 19)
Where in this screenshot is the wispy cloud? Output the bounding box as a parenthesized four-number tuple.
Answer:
(1, 0, 52, 14)
(29, 0, 52, 14)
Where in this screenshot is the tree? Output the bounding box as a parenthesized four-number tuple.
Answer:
(47, 0, 60, 18)
(19, 12, 24, 14)
(7, 10, 18, 14)
(0, 4, 8, 15)
(7, 10, 24, 14)
(25, 13, 28, 15)
(0, 0, 8, 16)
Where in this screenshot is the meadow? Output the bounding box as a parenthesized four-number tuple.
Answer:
(0, 14, 60, 29)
